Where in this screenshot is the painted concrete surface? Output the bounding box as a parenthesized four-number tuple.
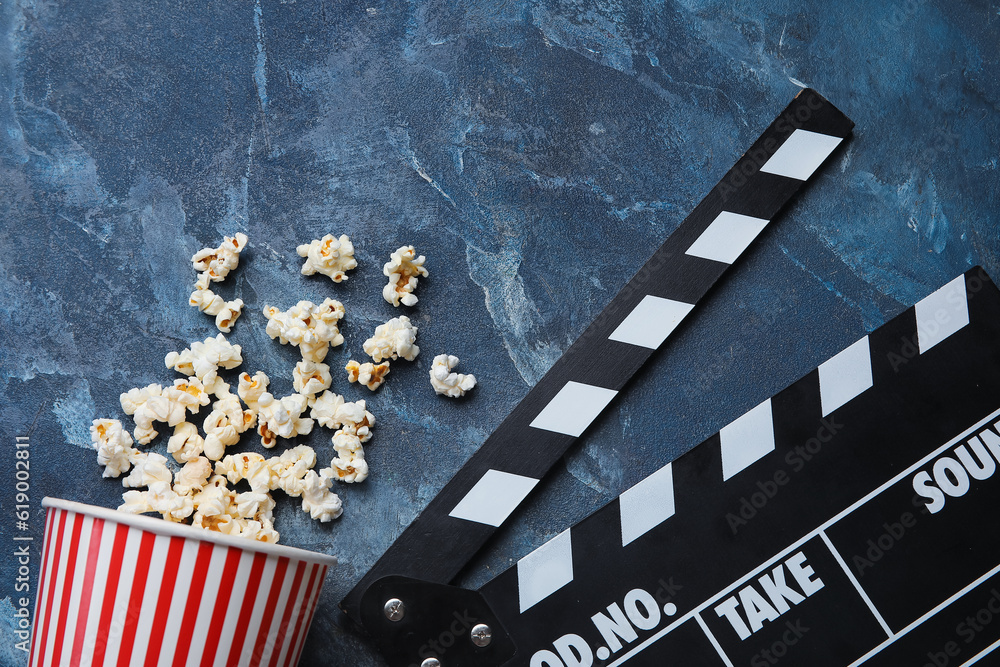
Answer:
(0, 1, 997, 665)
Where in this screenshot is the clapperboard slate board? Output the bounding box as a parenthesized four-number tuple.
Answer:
(476, 267, 1000, 667)
(344, 90, 1000, 667)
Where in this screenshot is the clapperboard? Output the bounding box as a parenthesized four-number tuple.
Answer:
(341, 90, 1000, 667)
(474, 266, 1000, 667)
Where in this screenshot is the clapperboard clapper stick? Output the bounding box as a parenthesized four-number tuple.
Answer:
(341, 89, 856, 665)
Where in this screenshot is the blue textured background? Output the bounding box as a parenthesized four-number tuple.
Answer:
(1, 1, 998, 665)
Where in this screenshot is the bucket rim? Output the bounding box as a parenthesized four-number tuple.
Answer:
(41, 497, 337, 567)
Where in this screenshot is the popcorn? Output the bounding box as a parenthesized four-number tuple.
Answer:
(326, 428, 370, 483)
(119, 381, 208, 445)
(382, 245, 428, 307)
(202, 388, 256, 461)
(298, 469, 343, 522)
(167, 422, 205, 463)
(119, 384, 169, 445)
(326, 451, 369, 484)
(297, 234, 357, 283)
(263, 299, 346, 362)
(238, 372, 314, 448)
(237, 371, 270, 411)
(189, 288, 244, 333)
(119, 384, 159, 415)
(118, 490, 155, 515)
(332, 430, 364, 456)
(96, 227, 456, 539)
(345, 359, 390, 391)
(153, 485, 196, 522)
(292, 360, 332, 398)
(216, 452, 273, 493)
(187, 233, 247, 330)
(191, 475, 238, 530)
(115, 425, 327, 537)
(430, 354, 477, 398)
(201, 419, 238, 461)
(119, 484, 192, 523)
(263, 448, 342, 521)
(119, 478, 195, 523)
(219, 516, 280, 543)
(172, 457, 213, 496)
(308, 390, 345, 429)
(310, 391, 374, 441)
(192, 232, 248, 289)
(308, 392, 376, 485)
(122, 452, 173, 489)
(362, 315, 419, 362)
(165, 377, 213, 412)
(266, 445, 318, 496)
(234, 491, 274, 520)
(257, 393, 314, 448)
(165, 334, 243, 397)
(90, 419, 139, 478)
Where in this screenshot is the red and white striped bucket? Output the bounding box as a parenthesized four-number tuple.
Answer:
(29, 497, 336, 667)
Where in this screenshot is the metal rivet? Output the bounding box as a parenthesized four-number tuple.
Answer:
(471, 623, 492, 647)
(420, 659, 441, 667)
(383, 598, 405, 622)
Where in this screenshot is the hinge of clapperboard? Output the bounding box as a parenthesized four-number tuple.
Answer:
(340, 89, 856, 667)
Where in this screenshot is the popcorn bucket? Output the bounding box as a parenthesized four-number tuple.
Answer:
(29, 498, 336, 667)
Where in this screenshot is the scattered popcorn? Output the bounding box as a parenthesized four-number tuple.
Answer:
(332, 429, 364, 455)
(268, 454, 343, 523)
(189, 288, 244, 333)
(191, 475, 237, 530)
(165, 334, 243, 397)
(119, 482, 196, 523)
(90, 419, 139, 478)
(293, 359, 332, 397)
(308, 392, 376, 485)
(257, 393, 314, 448)
(119, 381, 204, 445)
(219, 516, 280, 543)
(202, 388, 256, 461)
(326, 432, 370, 484)
(299, 469, 344, 521)
(118, 490, 155, 515)
(382, 245, 428, 307)
(263, 299, 346, 362)
(167, 422, 205, 463)
(192, 232, 248, 289)
(173, 457, 213, 496)
(363, 315, 419, 362)
(119, 383, 158, 416)
(237, 371, 270, 411)
(326, 454, 369, 484)
(266, 445, 318, 496)
(122, 452, 173, 489)
(430, 354, 478, 398)
(216, 452, 273, 493)
(310, 391, 374, 441)
(155, 487, 196, 522)
(234, 490, 275, 521)
(102, 232, 479, 541)
(297, 234, 358, 283)
(211, 490, 279, 543)
(345, 359, 390, 391)
(166, 377, 213, 412)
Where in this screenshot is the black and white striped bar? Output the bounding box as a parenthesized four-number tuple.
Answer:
(341, 89, 854, 623)
(479, 268, 1000, 666)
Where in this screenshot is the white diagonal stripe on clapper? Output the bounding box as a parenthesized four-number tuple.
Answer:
(529, 381, 618, 437)
(720, 399, 776, 481)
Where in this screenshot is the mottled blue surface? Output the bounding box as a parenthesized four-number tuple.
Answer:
(1, 1, 998, 665)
